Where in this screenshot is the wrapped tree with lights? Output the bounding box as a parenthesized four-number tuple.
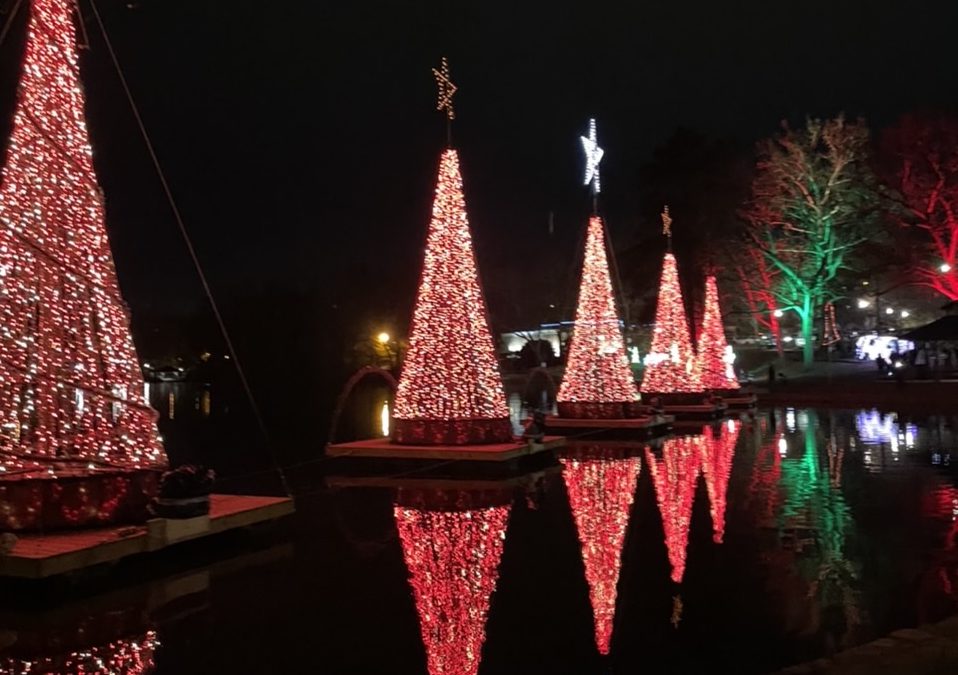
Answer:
(557, 216, 638, 419)
(391, 60, 511, 445)
(557, 120, 639, 418)
(561, 446, 642, 655)
(640, 208, 702, 401)
(0, 0, 165, 530)
(696, 275, 740, 392)
(394, 488, 511, 675)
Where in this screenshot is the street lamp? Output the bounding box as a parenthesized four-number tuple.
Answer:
(900, 310, 910, 318)
(857, 299, 870, 309)
(941, 263, 952, 274)
(885, 307, 894, 315)
(377, 332, 390, 344)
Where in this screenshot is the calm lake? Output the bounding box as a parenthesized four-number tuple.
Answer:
(3, 399, 958, 674)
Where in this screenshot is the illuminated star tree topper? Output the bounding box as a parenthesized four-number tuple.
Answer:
(432, 57, 457, 118)
(581, 118, 604, 197)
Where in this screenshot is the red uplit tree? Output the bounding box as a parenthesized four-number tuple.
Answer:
(697, 276, 740, 392)
(881, 112, 958, 300)
(640, 253, 702, 396)
(0, 0, 164, 471)
(732, 245, 783, 353)
(557, 216, 638, 418)
(394, 490, 511, 675)
(699, 420, 741, 543)
(645, 435, 704, 583)
(392, 149, 512, 444)
(560, 447, 642, 655)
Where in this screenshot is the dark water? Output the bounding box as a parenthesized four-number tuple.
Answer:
(4, 398, 958, 674)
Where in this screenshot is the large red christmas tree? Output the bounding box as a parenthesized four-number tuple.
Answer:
(392, 149, 512, 445)
(394, 489, 511, 675)
(697, 275, 740, 391)
(0, 0, 164, 478)
(645, 435, 704, 583)
(561, 446, 642, 655)
(557, 217, 638, 419)
(640, 252, 702, 396)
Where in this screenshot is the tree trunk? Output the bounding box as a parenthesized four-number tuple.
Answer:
(800, 294, 815, 369)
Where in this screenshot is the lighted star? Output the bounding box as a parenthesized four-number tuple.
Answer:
(581, 118, 604, 194)
(661, 205, 673, 237)
(432, 57, 457, 120)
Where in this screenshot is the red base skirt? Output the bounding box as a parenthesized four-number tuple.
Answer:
(0, 466, 161, 532)
(392, 417, 514, 445)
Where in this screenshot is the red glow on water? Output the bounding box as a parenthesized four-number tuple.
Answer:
(394, 492, 510, 675)
(561, 447, 642, 654)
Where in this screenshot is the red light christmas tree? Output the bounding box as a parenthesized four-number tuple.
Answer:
(392, 149, 512, 444)
(394, 489, 511, 675)
(697, 275, 740, 392)
(561, 446, 642, 655)
(645, 435, 704, 584)
(699, 420, 741, 544)
(557, 217, 639, 419)
(0, 0, 164, 491)
(640, 208, 701, 399)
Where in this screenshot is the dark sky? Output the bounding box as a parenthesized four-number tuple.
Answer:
(3, 0, 958, 335)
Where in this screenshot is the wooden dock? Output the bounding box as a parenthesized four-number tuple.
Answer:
(0, 494, 294, 579)
(326, 435, 565, 461)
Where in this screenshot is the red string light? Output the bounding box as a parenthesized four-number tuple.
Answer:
(697, 276, 740, 391)
(561, 446, 642, 655)
(645, 435, 705, 583)
(640, 254, 702, 395)
(0, 0, 164, 473)
(557, 217, 638, 418)
(394, 490, 510, 675)
(392, 150, 511, 445)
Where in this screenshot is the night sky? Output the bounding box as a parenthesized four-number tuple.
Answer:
(2, 0, 958, 348)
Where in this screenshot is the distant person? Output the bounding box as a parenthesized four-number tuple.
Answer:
(768, 363, 776, 391)
(876, 355, 887, 374)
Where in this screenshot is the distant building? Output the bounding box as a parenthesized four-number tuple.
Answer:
(500, 322, 573, 357)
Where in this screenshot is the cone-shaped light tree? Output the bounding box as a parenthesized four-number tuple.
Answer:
(394, 489, 511, 675)
(645, 435, 704, 583)
(697, 275, 740, 391)
(0, 0, 164, 472)
(557, 216, 638, 418)
(392, 149, 512, 444)
(640, 209, 702, 396)
(561, 447, 642, 655)
(700, 420, 741, 543)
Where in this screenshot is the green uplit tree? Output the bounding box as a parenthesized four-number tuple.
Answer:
(742, 117, 883, 367)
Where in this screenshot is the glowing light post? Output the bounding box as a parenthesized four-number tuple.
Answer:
(556, 119, 639, 419)
(391, 60, 512, 444)
(0, 0, 166, 529)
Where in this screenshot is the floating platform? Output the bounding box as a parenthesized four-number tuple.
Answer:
(326, 436, 566, 462)
(0, 494, 294, 579)
(661, 402, 728, 420)
(543, 414, 674, 438)
(720, 393, 758, 409)
(325, 465, 561, 491)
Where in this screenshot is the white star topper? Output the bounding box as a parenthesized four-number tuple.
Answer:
(581, 118, 604, 194)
